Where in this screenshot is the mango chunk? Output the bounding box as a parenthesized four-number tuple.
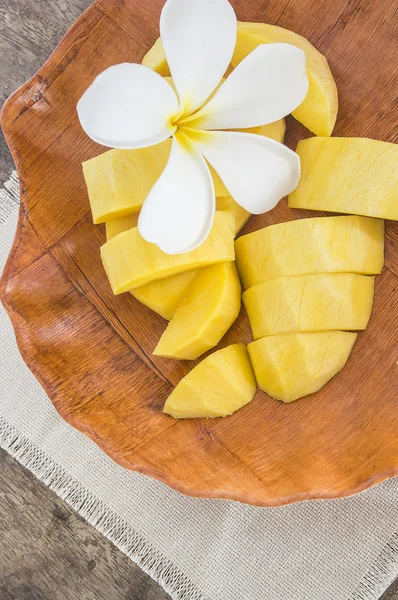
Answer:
(232, 22, 338, 136)
(163, 344, 256, 418)
(154, 263, 241, 360)
(243, 273, 374, 339)
(235, 216, 384, 289)
(105, 214, 139, 240)
(133, 272, 197, 321)
(248, 332, 357, 403)
(83, 140, 172, 224)
(142, 38, 170, 76)
(104, 200, 245, 320)
(216, 196, 250, 234)
(289, 137, 398, 220)
(101, 211, 235, 294)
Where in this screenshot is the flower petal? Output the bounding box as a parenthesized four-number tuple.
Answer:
(77, 63, 179, 149)
(160, 0, 236, 115)
(138, 133, 215, 255)
(186, 130, 300, 213)
(184, 43, 309, 130)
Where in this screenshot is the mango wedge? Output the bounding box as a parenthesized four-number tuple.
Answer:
(289, 138, 398, 220)
(105, 213, 196, 320)
(105, 214, 139, 240)
(243, 273, 374, 339)
(154, 263, 241, 360)
(133, 272, 197, 321)
(235, 216, 384, 289)
(163, 344, 256, 418)
(231, 22, 338, 136)
(248, 332, 357, 403)
(142, 38, 170, 76)
(101, 211, 235, 294)
(216, 196, 250, 234)
(83, 140, 172, 224)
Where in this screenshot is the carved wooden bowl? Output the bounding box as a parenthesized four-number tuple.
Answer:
(1, 0, 397, 506)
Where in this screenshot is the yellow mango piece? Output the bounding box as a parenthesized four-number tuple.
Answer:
(231, 22, 338, 136)
(289, 137, 398, 220)
(105, 212, 197, 319)
(83, 140, 172, 224)
(154, 263, 241, 360)
(248, 331, 357, 403)
(133, 271, 197, 321)
(243, 273, 374, 339)
(235, 215, 384, 289)
(105, 214, 139, 240)
(216, 196, 250, 234)
(142, 37, 170, 76)
(101, 211, 235, 294)
(163, 344, 256, 418)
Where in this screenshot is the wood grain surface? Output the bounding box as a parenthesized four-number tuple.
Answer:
(0, 1, 397, 598)
(1, 0, 398, 503)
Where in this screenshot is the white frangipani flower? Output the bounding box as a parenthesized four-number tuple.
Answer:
(77, 0, 309, 255)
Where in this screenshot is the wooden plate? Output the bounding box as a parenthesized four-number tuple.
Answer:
(1, 0, 397, 507)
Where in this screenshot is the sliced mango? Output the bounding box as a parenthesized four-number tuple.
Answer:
(243, 273, 374, 339)
(105, 214, 139, 240)
(232, 22, 338, 136)
(83, 140, 172, 224)
(142, 37, 170, 76)
(163, 344, 256, 418)
(133, 272, 197, 321)
(289, 137, 398, 220)
(248, 332, 357, 403)
(216, 196, 250, 234)
(154, 263, 241, 360)
(105, 213, 197, 320)
(101, 211, 235, 294)
(235, 216, 385, 289)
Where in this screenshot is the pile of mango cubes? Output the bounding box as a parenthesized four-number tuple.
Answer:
(81, 23, 397, 419)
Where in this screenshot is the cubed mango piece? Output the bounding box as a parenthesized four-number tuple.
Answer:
(101, 211, 235, 294)
(248, 331, 357, 402)
(133, 272, 197, 321)
(232, 22, 338, 136)
(163, 344, 257, 418)
(105, 212, 196, 320)
(83, 140, 172, 224)
(154, 262, 241, 360)
(105, 214, 139, 240)
(142, 38, 170, 76)
(235, 216, 384, 289)
(243, 273, 374, 339)
(289, 137, 398, 220)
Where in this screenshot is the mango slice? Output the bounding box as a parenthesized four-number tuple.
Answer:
(243, 273, 374, 339)
(105, 214, 139, 240)
(101, 211, 235, 294)
(216, 196, 250, 234)
(154, 263, 241, 360)
(289, 138, 398, 220)
(142, 38, 170, 76)
(105, 213, 196, 320)
(134, 272, 197, 321)
(163, 344, 256, 418)
(235, 216, 384, 289)
(83, 140, 172, 224)
(231, 22, 338, 136)
(248, 332, 357, 403)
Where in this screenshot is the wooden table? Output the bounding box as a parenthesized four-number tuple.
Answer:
(0, 1, 396, 598)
